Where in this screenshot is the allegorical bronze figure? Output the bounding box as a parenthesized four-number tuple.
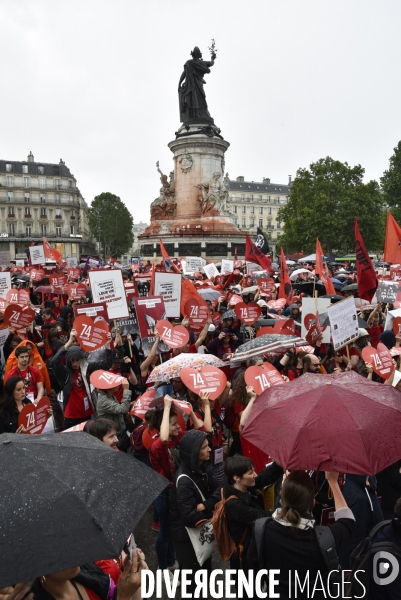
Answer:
(178, 41, 217, 125)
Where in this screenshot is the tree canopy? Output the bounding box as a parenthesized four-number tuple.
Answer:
(381, 141, 401, 223)
(277, 157, 385, 255)
(88, 192, 133, 259)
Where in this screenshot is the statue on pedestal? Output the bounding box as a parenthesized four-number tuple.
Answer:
(178, 42, 217, 125)
(150, 162, 176, 219)
(196, 171, 231, 217)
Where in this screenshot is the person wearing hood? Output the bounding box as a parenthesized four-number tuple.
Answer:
(379, 329, 396, 350)
(47, 328, 113, 430)
(338, 473, 383, 569)
(169, 429, 220, 593)
(5, 339, 51, 395)
(206, 327, 240, 359)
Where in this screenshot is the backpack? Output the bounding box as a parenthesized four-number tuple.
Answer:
(211, 488, 247, 562)
(253, 517, 341, 587)
(348, 520, 401, 599)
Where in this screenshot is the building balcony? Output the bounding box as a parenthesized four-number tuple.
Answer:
(1, 181, 78, 191)
(39, 215, 48, 219)
(55, 215, 62, 219)
(8, 213, 15, 218)
(70, 216, 76, 219)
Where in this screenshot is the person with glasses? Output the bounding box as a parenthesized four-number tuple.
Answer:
(301, 354, 322, 374)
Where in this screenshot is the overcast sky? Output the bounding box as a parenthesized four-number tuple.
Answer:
(1, 0, 401, 224)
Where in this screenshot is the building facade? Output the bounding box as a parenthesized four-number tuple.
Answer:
(226, 175, 291, 258)
(0, 152, 95, 260)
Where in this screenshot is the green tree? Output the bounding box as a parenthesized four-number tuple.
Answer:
(278, 157, 385, 255)
(88, 192, 134, 259)
(381, 141, 401, 223)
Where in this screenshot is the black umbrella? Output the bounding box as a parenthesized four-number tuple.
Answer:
(230, 333, 308, 361)
(320, 294, 344, 302)
(293, 282, 326, 296)
(0, 432, 168, 587)
(342, 283, 358, 291)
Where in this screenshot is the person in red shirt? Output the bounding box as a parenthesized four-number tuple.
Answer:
(5, 346, 44, 403)
(108, 349, 138, 403)
(367, 308, 384, 347)
(172, 316, 212, 356)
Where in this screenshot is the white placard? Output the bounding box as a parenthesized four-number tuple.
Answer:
(88, 269, 129, 319)
(29, 245, 45, 265)
(66, 257, 78, 267)
(328, 296, 359, 350)
(221, 259, 234, 275)
(154, 272, 182, 318)
(301, 297, 332, 343)
(384, 308, 401, 332)
(0, 327, 9, 365)
(0, 251, 10, 265)
(15, 260, 25, 267)
(246, 262, 260, 274)
(185, 256, 206, 273)
(203, 263, 219, 279)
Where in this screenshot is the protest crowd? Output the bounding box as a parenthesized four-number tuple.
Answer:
(3, 218, 401, 600)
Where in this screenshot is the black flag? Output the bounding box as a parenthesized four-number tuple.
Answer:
(254, 227, 270, 254)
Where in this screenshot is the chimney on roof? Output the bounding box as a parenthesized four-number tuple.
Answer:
(236, 176, 244, 182)
(288, 175, 292, 184)
(263, 178, 270, 184)
(27, 151, 34, 163)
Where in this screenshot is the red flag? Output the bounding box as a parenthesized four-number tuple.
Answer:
(42, 237, 63, 265)
(245, 235, 274, 275)
(278, 247, 293, 304)
(315, 238, 336, 295)
(384, 212, 401, 264)
(159, 239, 180, 273)
(354, 218, 378, 302)
(180, 277, 208, 317)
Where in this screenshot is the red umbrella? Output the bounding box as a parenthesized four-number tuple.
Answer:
(241, 370, 401, 475)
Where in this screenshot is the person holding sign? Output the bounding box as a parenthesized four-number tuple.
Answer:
(96, 377, 133, 452)
(0, 377, 32, 433)
(5, 346, 44, 404)
(140, 328, 162, 388)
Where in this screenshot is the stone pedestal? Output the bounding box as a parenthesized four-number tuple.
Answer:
(139, 123, 246, 261)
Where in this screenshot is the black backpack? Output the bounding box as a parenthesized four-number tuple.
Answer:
(348, 520, 401, 599)
(253, 517, 341, 591)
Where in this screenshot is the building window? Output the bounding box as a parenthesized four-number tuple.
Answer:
(268, 207, 272, 215)
(6, 163, 12, 172)
(22, 164, 28, 174)
(268, 221, 272, 228)
(39, 177, 46, 189)
(241, 206, 246, 214)
(259, 207, 263, 215)
(38, 166, 44, 175)
(233, 217, 237, 225)
(241, 194, 245, 201)
(55, 193, 60, 204)
(70, 225, 75, 235)
(8, 206, 14, 217)
(23, 177, 29, 188)
(233, 205, 237, 214)
(259, 219, 263, 227)
(41, 224, 47, 235)
(241, 218, 246, 227)
(26, 224, 32, 237)
(54, 179, 61, 189)
(231, 195, 236, 202)
(40, 194, 46, 203)
(56, 226, 62, 237)
(277, 221, 281, 229)
(250, 219, 255, 227)
(40, 207, 46, 217)
(24, 193, 30, 203)
(9, 223, 15, 235)
(7, 176, 13, 187)
(250, 206, 254, 214)
(55, 209, 62, 218)
(249, 194, 253, 201)
(267, 195, 271, 201)
(68, 180, 72, 188)
(24, 207, 30, 216)
(7, 192, 13, 201)
(259, 195, 262, 201)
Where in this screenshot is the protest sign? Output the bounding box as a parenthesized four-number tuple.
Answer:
(6, 289, 30, 307)
(154, 272, 181, 318)
(327, 296, 359, 350)
(180, 365, 227, 400)
(66, 283, 87, 300)
(267, 298, 286, 310)
(362, 343, 394, 380)
(18, 397, 51, 434)
(185, 257, 206, 273)
(234, 302, 261, 325)
(0, 272, 11, 299)
(212, 312, 222, 327)
(74, 315, 110, 352)
(132, 274, 151, 296)
(4, 304, 35, 329)
(274, 318, 297, 335)
(157, 319, 189, 349)
(258, 278, 276, 293)
(30, 269, 45, 283)
(66, 257, 78, 267)
(301, 297, 331, 343)
(0, 327, 9, 364)
(73, 302, 109, 322)
(245, 364, 284, 394)
(129, 389, 156, 418)
(246, 262, 260, 275)
(67, 267, 81, 280)
(89, 269, 129, 319)
(49, 274, 67, 288)
(305, 312, 323, 345)
(0, 298, 6, 313)
(376, 281, 400, 303)
(172, 398, 192, 415)
(203, 263, 219, 279)
(0, 250, 10, 265)
(133, 296, 170, 355)
(184, 298, 208, 326)
(90, 370, 125, 389)
(221, 259, 234, 275)
(16, 260, 25, 267)
(393, 317, 401, 336)
(29, 245, 45, 265)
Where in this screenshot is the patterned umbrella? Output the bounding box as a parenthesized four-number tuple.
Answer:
(222, 309, 236, 320)
(146, 353, 224, 383)
(230, 334, 308, 361)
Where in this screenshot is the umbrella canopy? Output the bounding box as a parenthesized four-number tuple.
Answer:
(241, 370, 401, 474)
(320, 294, 344, 302)
(342, 283, 358, 291)
(0, 432, 167, 587)
(230, 333, 307, 361)
(198, 288, 221, 302)
(292, 282, 326, 296)
(290, 268, 311, 281)
(222, 309, 236, 320)
(146, 352, 224, 383)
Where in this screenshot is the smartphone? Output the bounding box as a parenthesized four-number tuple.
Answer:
(127, 534, 136, 560)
